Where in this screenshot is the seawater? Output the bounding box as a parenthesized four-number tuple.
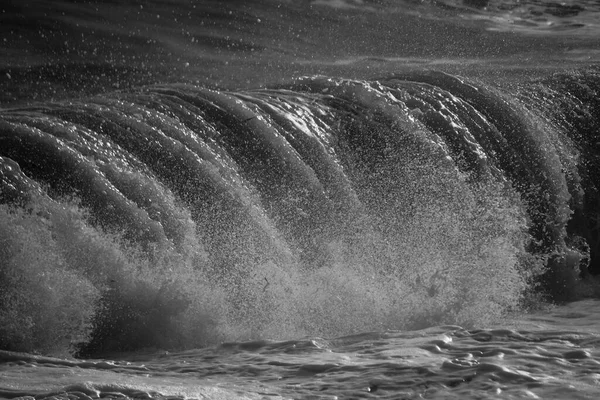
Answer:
(1, 0, 600, 398)
(2, 300, 600, 399)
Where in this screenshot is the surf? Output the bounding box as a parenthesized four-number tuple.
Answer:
(1, 68, 598, 357)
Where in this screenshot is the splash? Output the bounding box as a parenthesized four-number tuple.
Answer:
(1, 70, 597, 356)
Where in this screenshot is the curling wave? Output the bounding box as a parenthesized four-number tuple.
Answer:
(0, 69, 598, 356)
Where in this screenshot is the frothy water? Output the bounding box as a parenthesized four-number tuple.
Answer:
(2, 300, 600, 399)
(1, 0, 600, 398)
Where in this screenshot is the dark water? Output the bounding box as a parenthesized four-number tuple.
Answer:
(1, 0, 600, 398)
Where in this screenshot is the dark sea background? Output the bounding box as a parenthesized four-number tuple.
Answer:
(1, 1, 600, 398)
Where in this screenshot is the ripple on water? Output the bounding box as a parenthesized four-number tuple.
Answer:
(2, 302, 600, 398)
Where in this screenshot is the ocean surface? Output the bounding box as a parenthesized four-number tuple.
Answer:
(1, 0, 600, 398)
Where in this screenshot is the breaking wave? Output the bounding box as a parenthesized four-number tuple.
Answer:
(1, 69, 598, 356)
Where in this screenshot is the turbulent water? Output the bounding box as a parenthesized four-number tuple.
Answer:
(1, 0, 600, 398)
(3, 300, 600, 399)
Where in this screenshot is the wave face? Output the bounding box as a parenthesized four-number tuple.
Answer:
(1, 68, 598, 355)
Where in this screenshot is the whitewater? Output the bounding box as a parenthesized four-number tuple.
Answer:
(1, 0, 600, 398)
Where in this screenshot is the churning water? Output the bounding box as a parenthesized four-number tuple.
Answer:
(1, 1, 600, 398)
